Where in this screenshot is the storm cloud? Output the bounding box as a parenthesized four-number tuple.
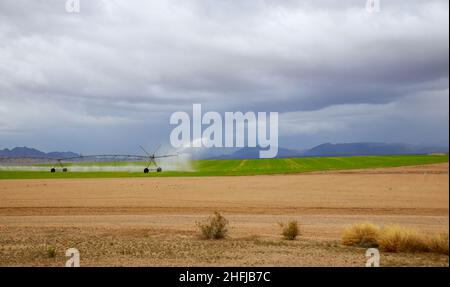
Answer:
(0, 0, 448, 153)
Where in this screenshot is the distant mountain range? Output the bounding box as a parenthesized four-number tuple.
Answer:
(1, 143, 448, 160)
(302, 143, 448, 157)
(0, 147, 79, 159)
(211, 147, 304, 159)
(208, 142, 449, 159)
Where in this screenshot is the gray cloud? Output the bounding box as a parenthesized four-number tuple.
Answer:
(0, 0, 448, 153)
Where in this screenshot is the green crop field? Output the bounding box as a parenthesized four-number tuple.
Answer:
(0, 154, 447, 180)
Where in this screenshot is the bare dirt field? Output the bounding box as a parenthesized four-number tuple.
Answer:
(0, 163, 448, 266)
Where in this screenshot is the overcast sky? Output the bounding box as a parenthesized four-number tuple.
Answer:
(0, 0, 448, 153)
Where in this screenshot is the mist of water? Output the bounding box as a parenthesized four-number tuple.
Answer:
(0, 149, 194, 172)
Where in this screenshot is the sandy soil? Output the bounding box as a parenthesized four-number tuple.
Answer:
(0, 163, 448, 266)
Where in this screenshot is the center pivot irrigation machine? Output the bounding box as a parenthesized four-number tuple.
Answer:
(0, 145, 178, 174)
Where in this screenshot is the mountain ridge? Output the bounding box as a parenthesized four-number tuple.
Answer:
(1, 143, 448, 160)
(208, 142, 449, 159)
(0, 147, 79, 159)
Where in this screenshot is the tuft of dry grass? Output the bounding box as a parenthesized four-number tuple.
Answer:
(378, 225, 429, 253)
(279, 220, 300, 240)
(427, 233, 449, 255)
(196, 211, 229, 240)
(342, 223, 449, 255)
(341, 222, 380, 248)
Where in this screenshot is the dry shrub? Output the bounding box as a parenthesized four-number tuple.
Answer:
(46, 246, 57, 258)
(342, 223, 449, 255)
(279, 220, 299, 240)
(341, 222, 380, 248)
(378, 225, 429, 253)
(197, 212, 228, 240)
(427, 233, 449, 255)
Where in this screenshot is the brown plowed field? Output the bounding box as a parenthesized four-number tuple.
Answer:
(0, 163, 448, 266)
